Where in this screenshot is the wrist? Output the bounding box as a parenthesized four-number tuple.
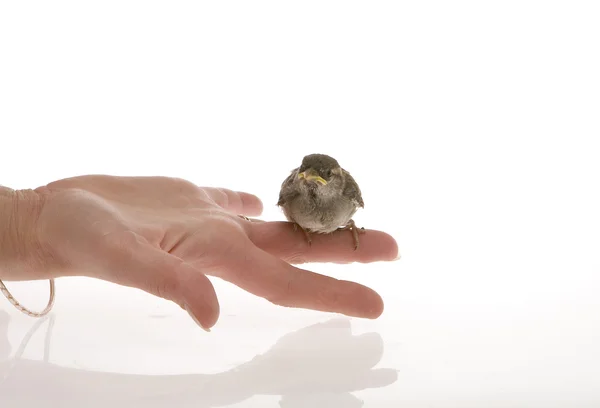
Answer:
(0, 187, 50, 280)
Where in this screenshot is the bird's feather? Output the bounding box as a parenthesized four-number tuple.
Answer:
(277, 168, 300, 206)
(342, 169, 364, 208)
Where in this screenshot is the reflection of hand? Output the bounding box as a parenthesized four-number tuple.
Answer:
(237, 318, 397, 396)
(1, 175, 398, 329)
(0, 317, 397, 407)
(279, 393, 366, 408)
(0, 311, 10, 360)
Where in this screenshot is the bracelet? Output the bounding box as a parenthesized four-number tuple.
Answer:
(0, 278, 55, 317)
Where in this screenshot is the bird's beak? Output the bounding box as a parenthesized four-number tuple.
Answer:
(298, 168, 327, 185)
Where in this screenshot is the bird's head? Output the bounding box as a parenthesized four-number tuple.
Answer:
(296, 154, 344, 189)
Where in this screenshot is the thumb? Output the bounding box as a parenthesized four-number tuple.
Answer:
(100, 233, 220, 331)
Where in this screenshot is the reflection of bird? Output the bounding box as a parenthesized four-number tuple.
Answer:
(0, 316, 398, 408)
(277, 153, 365, 250)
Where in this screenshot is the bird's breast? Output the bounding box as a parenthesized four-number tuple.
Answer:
(284, 193, 357, 233)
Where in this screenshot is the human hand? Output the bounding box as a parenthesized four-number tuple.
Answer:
(5, 175, 398, 330)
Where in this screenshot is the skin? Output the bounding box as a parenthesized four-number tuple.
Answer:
(278, 154, 366, 249)
(0, 175, 399, 331)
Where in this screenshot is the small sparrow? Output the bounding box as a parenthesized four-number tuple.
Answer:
(277, 153, 366, 250)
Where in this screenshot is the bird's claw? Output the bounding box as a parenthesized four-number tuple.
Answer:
(337, 220, 365, 250)
(292, 222, 312, 247)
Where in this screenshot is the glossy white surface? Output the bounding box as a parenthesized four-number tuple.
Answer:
(2, 1, 600, 407)
(1, 250, 600, 407)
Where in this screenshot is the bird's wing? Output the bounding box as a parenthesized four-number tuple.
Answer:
(342, 169, 364, 208)
(277, 168, 300, 206)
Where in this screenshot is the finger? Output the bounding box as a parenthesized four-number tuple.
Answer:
(356, 368, 399, 389)
(249, 222, 399, 264)
(343, 332, 385, 370)
(319, 369, 398, 392)
(210, 242, 384, 319)
(280, 394, 365, 407)
(202, 187, 263, 216)
(100, 231, 220, 330)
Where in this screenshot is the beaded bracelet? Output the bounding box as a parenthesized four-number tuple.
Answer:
(0, 278, 55, 317)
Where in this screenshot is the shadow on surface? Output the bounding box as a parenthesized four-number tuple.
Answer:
(0, 310, 397, 407)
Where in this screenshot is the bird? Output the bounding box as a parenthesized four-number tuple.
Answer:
(277, 153, 366, 250)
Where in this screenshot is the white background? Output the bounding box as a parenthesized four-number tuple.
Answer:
(1, 1, 599, 407)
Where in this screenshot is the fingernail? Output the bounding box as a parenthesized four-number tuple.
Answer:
(184, 304, 211, 332)
(393, 253, 401, 261)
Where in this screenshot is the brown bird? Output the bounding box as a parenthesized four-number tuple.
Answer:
(277, 153, 366, 250)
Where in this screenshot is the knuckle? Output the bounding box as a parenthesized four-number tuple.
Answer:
(284, 252, 308, 265)
(284, 238, 310, 263)
(215, 188, 229, 206)
(192, 189, 213, 204)
(169, 177, 199, 194)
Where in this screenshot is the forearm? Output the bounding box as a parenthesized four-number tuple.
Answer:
(0, 186, 49, 280)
